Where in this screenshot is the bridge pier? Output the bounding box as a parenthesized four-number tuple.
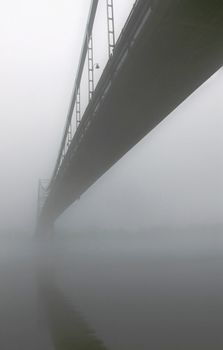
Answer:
(36, 219, 54, 238)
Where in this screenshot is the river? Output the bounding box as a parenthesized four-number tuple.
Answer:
(0, 227, 222, 349)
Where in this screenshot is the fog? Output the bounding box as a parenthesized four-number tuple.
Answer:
(58, 68, 223, 232)
(0, 0, 223, 349)
(0, 0, 222, 232)
(1, 1, 223, 232)
(0, 0, 135, 231)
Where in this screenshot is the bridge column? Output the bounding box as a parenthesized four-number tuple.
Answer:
(36, 219, 54, 238)
(36, 179, 54, 237)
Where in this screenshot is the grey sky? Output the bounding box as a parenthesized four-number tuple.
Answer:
(0, 0, 222, 231)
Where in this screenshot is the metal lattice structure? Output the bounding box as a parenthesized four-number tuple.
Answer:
(37, 0, 223, 229)
(67, 124, 72, 147)
(38, 0, 141, 223)
(46, 0, 117, 181)
(76, 87, 81, 129)
(51, 0, 100, 178)
(88, 35, 95, 101)
(106, 0, 115, 57)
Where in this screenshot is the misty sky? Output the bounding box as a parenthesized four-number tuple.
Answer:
(0, 0, 222, 232)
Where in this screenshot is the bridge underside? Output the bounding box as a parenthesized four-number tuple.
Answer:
(41, 0, 223, 225)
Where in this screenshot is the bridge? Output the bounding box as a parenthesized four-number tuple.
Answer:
(37, 0, 223, 231)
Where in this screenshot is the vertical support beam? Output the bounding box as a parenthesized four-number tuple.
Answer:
(88, 35, 94, 101)
(76, 87, 81, 129)
(37, 179, 49, 219)
(106, 0, 115, 57)
(62, 147, 65, 160)
(37, 180, 42, 218)
(67, 123, 72, 147)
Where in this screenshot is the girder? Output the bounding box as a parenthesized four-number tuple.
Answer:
(38, 0, 223, 227)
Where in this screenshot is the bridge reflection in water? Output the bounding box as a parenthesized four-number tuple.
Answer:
(0, 232, 223, 349)
(0, 236, 108, 350)
(39, 270, 107, 350)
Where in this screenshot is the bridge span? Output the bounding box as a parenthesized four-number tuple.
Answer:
(38, 0, 223, 229)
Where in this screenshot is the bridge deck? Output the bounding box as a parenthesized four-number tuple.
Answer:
(41, 0, 223, 224)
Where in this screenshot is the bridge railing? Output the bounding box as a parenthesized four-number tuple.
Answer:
(48, 0, 153, 191)
(49, 0, 116, 187)
(50, 0, 99, 183)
